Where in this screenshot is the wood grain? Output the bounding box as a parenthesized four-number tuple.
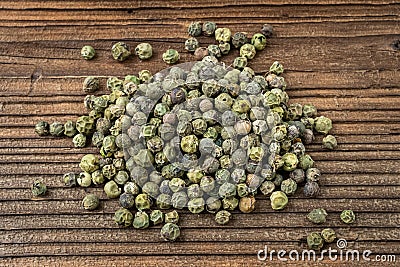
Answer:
(0, 0, 399, 266)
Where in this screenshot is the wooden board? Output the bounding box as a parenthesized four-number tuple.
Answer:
(0, 1, 399, 266)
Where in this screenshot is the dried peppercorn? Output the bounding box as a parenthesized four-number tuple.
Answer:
(111, 42, 131, 61)
(81, 45, 95, 60)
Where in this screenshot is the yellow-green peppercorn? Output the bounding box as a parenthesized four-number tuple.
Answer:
(114, 208, 133, 227)
(321, 228, 336, 243)
(104, 180, 121, 198)
(82, 194, 99, 210)
(233, 56, 247, 70)
(240, 43, 256, 59)
(207, 44, 221, 58)
(314, 116, 333, 134)
(181, 135, 199, 154)
(281, 178, 298, 196)
(222, 196, 239, 210)
(161, 223, 180, 241)
(215, 27, 232, 42)
(302, 104, 318, 117)
(185, 37, 199, 52)
(111, 42, 131, 61)
(232, 99, 251, 114)
(251, 33, 267, 51)
(35, 121, 50, 136)
(31, 180, 47, 197)
(107, 77, 123, 92)
(63, 120, 77, 137)
(162, 49, 180, 64)
(91, 170, 105, 185)
(340, 210, 356, 224)
(188, 197, 205, 214)
(135, 193, 151, 210)
(188, 21, 202, 37)
(281, 153, 298, 171)
(219, 42, 230, 55)
(202, 21, 216, 36)
(165, 210, 179, 224)
(49, 122, 64, 137)
(77, 172, 92, 187)
(63, 172, 77, 187)
(81, 45, 95, 60)
(133, 211, 150, 229)
(150, 210, 164, 225)
(307, 208, 328, 224)
(82, 76, 99, 93)
(135, 42, 153, 60)
(307, 232, 324, 250)
(215, 210, 231, 225)
(269, 61, 284, 75)
(239, 196, 256, 213)
(270, 191, 288, 210)
(138, 70, 152, 83)
(249, 146, 264, 162)
(76, 116, 95, 135)
(322, 135, 337, 150)
(79, 154, 99, 173)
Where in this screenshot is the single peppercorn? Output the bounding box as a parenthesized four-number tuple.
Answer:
(321, 228, 336, 243)
(35, 121, 50, 136)
(79, 154, 99, 173)
(340, 210, 356, 224)
(63, 172, 77, 187)
(307, 208, 328, 224)
(251, 33, 267, 51)
(240, 43, 256, 59)
(150, 210, 164, 225)
(133, 211, 150, 229)
(64, 120, 77, 137)
(231, 32, 248, 48)
(119, 192, 135, 209)
(82, 76, 100, 93)
(207, 44, 221, 58)
(165, 210, 179, 224)
(219, 42, 230, 55)
(269, 61, 284, 75)
(111, 42, 131, 61)
(77, 172, 92, 187)
(188, 21, 202, 37)
(261, 24, 274, 38)
(135, 193, 151, 210)
(314, 116, 333, 134)
(72, 133, 87, 148)
(239, 196, 256, 213)
(185, 37, 199, 52)
(270, 191, 288, 210)
(233, 56, 248, 70)
(215, 210, 231, 225)
(114, 208, 133, 227)
(135, 42, 153, 60)
(281, 178, 298, 196)
(81, 45, 95, 60)
(202, 21, 216, 36)
(215, 28, 232, 43)
(82, 194, 100, 210)
(104, 180, 121, 198)
(49, 122, 64, 137)
(162, 49, 180, 64)
(322, 135, 337, 150)
(161, 223, 181, 241)
(306, 168, 321, 182)
(31, 180, 47, 197)
(303, 181, 320, 198)
(307, 232, 324, 250)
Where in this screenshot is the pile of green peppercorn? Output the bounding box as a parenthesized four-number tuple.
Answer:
(33, 22, 340, 244)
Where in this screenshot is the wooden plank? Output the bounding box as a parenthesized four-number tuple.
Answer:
(1, 212, 399, 230)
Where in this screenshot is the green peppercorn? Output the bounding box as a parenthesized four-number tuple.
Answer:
(305, 168, 321, 182)
(269, 61, 284, 75)
(49, 122, 64, 137)
(270, 191, 288, 210)
(82, 194, 99, 210)
(34, 121, 50, 136)
(76, 172, 91, 187)
(280, 178, 298, 196)
(165, 210, 179, 224)
(202, 21, 216, 36)
(302, 104, 318, 117)
(162, 49, 180, 64)
(322, 135, 337, 150)
(240, 43, 256, 59)
(91, 170, 105, 185)
(181, 135, 199, 154)
(231, 32, 248, 48)
(31, 180, 47, 197)
(307, 208, 328, 224)
(215, 27, 232, 42)
(150, 210, 164, 225)
(63, 120, 77, 137)
(104, 180, 121, 198)
(111, 42, 131, 61)
(207, 44, 221, 58)
(188, 21, 202, 37)
(133, 211, 150, 229)
(307, 232, 324, 250)
(188, 197, 205, 214)
(204, 197, 220, 213)
(281, 153, 298, 172)
(259, 181, 275, 196)
(215, 210, 231, 225)
(157, 194, 172, 210)
(81, 45, 95, 60)
(135, 42, 153, 60)
(314, 116, 333, 134)
(185, 37, 199, 52)
(135, 193, 151, 210)
(161, 223, 180, 241)
(218, 182, 237, 198)
(321, 228, 336, 243)
(63, 172, 77, 187)
(79, 154, 99, 173)
(114, 208, 133, 227)
(222, 196, 239, 210)
(250, 33, 267, 51)
(298, 154, 314, 170)
(233, 56, 248, 70)
(76, 116, 95, 135)
(340, 209, 356, 224)
(218, 42, 230, 55)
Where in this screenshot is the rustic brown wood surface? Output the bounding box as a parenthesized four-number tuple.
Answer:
(0, 0, 399, 266)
